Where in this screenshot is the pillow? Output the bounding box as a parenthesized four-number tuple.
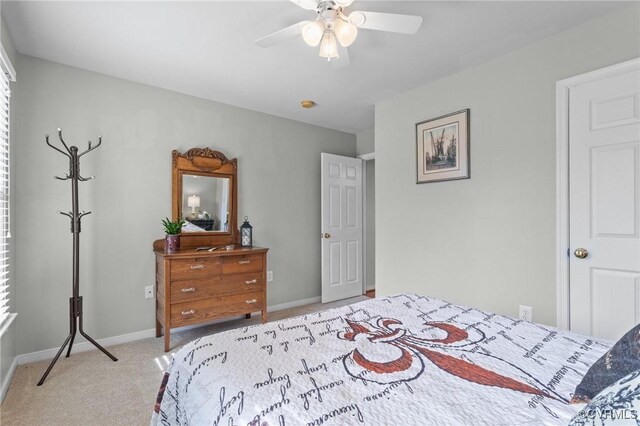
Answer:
(572, 324, 640, 403)
(569, 370, 640, 426)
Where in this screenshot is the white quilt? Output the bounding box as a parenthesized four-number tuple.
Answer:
(151, 294, 610, 426)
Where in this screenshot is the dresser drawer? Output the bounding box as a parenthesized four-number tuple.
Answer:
(170, 277, 222, 304)
(222, 254, 263, 275)
(169, 273, 264, 303)
(170, 291, 264, 327)
(221, 272, 264, 292)
(170, 257, 221, 280)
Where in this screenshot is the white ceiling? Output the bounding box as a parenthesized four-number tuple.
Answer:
(2, 1, 627, 134)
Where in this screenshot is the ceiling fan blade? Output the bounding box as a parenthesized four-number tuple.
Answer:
(254, 21, 310, 48)
(289, 0, 319, 11)
(333, 45, 350, 69)
(349, 11, 422, 35)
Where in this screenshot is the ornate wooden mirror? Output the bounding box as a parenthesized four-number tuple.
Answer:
(171, 148, 238, 248)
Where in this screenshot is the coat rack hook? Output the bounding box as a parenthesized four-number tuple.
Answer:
(45, 133, 71, 159)
(78, 136, 102, 158)
(57, 128, 71, 154)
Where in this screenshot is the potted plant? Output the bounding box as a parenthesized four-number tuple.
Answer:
(162, 218, 185, 252)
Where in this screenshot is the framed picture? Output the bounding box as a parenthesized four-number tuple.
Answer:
(416, 109, 470, 184)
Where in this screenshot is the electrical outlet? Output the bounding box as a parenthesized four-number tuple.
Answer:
(266, 271, 273, 282)
(145, 285, 154, 299)
(519, 305, 532, 322)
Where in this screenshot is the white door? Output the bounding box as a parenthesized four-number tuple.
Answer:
(321, 153, 363, 303)
(569, 66, 640, 340)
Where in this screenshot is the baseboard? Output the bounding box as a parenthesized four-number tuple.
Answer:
(16, 296, 322, 365)
(1, 355, 17, 403)
(16, 328, 156, 365)
(268, 296, 321, 312)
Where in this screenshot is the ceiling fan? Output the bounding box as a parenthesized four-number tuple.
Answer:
(254, 0, 423, 65)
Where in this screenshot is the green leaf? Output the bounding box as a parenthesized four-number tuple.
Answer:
(161, 217, 185, 235)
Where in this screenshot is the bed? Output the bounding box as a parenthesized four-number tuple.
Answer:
(151, 293, 611, 425)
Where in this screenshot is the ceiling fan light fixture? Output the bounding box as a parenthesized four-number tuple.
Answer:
(302, 20, 325, 46)
(318, 30, 339, 59)
(333, 18, 357, 47)
(348, 11, 366, 27)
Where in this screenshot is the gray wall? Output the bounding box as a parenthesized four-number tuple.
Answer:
(0, 13, 17, 396)
(375, 4, 640, 327)
(356, 128, 374, 156)
(365, 160, 375, 291)
(13, 55, 355, 355)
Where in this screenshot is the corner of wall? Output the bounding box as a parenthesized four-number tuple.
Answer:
(0, 314, 18, 402)
(1, 15, 18, 68)
(356, 128, 375, 156)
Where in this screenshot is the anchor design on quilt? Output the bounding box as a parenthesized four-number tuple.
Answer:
(337, 317, 558, 400)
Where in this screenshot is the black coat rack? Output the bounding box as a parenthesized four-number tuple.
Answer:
(38, 129, 117, 386)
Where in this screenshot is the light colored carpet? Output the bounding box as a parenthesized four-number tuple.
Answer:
(0, 295, 370, 426)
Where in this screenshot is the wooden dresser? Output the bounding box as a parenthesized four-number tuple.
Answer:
(154, 147, 268, 352)
(154, 246, 268, 351)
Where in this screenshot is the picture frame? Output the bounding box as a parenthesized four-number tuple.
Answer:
(415, 109, 470, 184)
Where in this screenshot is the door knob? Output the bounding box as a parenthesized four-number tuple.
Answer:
(574, 248, 589, 259)
(324, 233, 331, 239)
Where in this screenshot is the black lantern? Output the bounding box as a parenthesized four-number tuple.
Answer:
(240, 216, 253, 247)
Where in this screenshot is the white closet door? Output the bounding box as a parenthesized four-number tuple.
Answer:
(569, 67, 640, 340)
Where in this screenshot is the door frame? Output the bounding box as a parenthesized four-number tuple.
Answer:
(555, 58, 640, 330)
(358, 152, 375, 295)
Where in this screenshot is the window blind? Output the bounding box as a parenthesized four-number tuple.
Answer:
(0, 70, 10, 327)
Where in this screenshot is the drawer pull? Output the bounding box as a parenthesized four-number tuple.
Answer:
(181, 287, 196, 293)
(181, 309, 195, 316)
(245, 279, 257, 285)
(190, 264, 205, 270)
(246, 299, 258, 304)
(238, 260, 251, 265)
